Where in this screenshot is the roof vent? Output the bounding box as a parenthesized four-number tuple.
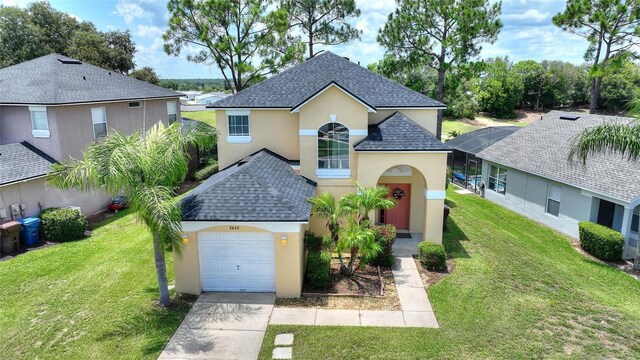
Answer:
(559, 115, 580, 121)
(57, 58, 82, 65)
(82, 76, 86, 81)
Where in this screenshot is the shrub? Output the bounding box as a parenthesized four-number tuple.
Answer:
(304, 230, 331, 251)
(39, 207, 88, 243)
(194, 162, 218, 181)
(305, 250, 331, 288)
(368, 224, 396, 267)
(418, 241, 447, 271)
(578, 222, 624, 261)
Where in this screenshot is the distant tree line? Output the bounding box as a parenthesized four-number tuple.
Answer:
(158, 79, 230, 93)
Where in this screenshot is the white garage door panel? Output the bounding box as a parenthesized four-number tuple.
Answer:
(199, 232, 276, 292)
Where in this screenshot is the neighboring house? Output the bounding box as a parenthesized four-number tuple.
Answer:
(178, 90, 202, 101)
(0, 54, 182, 218)
(195, 92, 229, 105)
(175, 51, 450, 298)
(477, 111, 640, 259)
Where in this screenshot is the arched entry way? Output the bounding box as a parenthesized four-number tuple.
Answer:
(377, 165, 427, 232)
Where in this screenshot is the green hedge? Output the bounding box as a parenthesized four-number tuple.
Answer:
(418, 241, 447, 271)
(305, 250, 331, 288)
(368, 224, 396, 267)
(303, 230, 331, 252)
(578, 221, 624, 261)
(194, 162, 219, 181)
(39, 208, 88, 243)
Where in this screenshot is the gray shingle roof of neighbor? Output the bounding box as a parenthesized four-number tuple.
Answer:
(445, 126, 521, 155)
(354, 112, 451, 152)
(208, 51, 446, 109)
(0, 142, 56, 186)
(477, 110, 640, 203)
(181, 149, 317, 222)
(0, 53, 181, 105)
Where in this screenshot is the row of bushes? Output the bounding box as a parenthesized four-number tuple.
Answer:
(39, 207, 88, 243)
(578, 221, 624, 261)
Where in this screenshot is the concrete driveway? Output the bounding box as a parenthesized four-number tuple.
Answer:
(159, 292, 275, 360)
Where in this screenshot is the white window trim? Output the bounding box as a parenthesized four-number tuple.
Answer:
(316, 169, 351, 179)
(91, 107, 107, 139)
(546, 184, 561, 217)
(488, 165, 507, 195)
(167, 101, 178, 124)
(226, 110, 251, 141)
(29, 106, 50, 138)
(631, 207, 639, 234)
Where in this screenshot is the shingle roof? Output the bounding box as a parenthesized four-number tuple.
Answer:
(181, 149, 317, 222)
(208, 51, 445, 109)
(445, 126, 521, 155)
(0, 142, 56, 186)
(0, 54, 180, 105)
(477, 111, 640, 203)
(354, 112, 450, 152)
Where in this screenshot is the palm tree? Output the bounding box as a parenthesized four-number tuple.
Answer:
(48, 122, 216, 306)
(569, 121, 640, 269)
(337, 219, 381, 276)
(341, 183, 396, 225)
(308, 192, 348, 266)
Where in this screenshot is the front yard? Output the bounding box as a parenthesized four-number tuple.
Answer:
(0, 209, 192, 359)
(259, 188, 640, 359)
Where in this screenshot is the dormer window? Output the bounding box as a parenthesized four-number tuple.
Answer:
(226, 110, 251, 143)
(317, 122, 350, 178)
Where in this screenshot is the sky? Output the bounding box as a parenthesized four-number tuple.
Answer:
(1, 0, 588, 79)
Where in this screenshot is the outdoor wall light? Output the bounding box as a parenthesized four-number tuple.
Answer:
(181, 234, 189, 244)
(280, 235, 288, 246)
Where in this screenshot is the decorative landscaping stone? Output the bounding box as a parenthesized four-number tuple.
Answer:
(274, 333, 294, 346)
(272, 347, 292, 359)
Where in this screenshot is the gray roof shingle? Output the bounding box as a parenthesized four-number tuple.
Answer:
(208, 51, 445, 109)
(477, 111, 640, 203)
(0, 54, 180, 105)
(354, 112, 450, 152)
(0, 142, 56, 186)
(181, 149, 317, 222)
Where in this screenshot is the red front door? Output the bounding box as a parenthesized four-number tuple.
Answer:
(379, 183, 411, 230)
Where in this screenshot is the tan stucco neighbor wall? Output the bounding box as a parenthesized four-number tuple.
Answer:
(357, 152, 448, 244)
(173, 224, 305, 298)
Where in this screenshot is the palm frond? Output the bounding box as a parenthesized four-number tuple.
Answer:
(569, 122, 640, 164)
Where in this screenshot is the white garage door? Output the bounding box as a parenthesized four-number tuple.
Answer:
(198, 232, 276, 292)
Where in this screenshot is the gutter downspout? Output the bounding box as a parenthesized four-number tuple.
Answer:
(143, 100, 146, 132)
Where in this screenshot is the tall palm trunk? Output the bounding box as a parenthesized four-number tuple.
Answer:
(153, 234, 171, 307)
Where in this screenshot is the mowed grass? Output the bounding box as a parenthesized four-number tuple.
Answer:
(442, 119, 480, 136)
(259, 189, 640, 359)
(182, 110, 216, 127)
(0, 209, 192, 359)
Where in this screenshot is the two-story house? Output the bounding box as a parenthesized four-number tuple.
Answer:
(175, 52, 450, 297)
(0, 54, 181, 220)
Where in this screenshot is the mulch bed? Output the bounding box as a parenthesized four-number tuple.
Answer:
(303, 262, 388, 296)
(413, 255, 455, 287)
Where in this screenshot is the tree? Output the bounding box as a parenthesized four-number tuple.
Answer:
(378, 0, 502, 139)
(48, 122, 216, 306)
(478, 58, 524, 118)
(164, 0, 305, 93)
(341, 183, 395, 225)
(130, 67, 160, 85)
(308, 192, 348, 268)
(569, 121, 640, 269)
(553, 0, 640, 114)
(514, 60, 546, 111)
(284, 0, 361, 58)
(337, 219, 380, 276)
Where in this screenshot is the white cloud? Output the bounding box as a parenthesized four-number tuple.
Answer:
(503, 9, 550, 22)
(114, 1, 151, 24)
(135, 24, 164, 38)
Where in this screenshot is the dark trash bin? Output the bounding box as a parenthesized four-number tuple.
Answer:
(0, 221, 21, 256)
(18, 217, 41, 247)
(443, 205, 450, 231)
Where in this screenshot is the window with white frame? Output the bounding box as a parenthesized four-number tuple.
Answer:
(631, 206, 639, 233)
(167, 101, 177, 124)
(91, 107, 107, 139)
(29, 106, 50, 138)
(546, 184, 561, 217)
(317, 122, 349, 171)
(228, 115, 249, 136)
(488, 165, 507, 194)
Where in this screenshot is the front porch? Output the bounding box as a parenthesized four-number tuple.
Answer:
(591, 197, 639, 259)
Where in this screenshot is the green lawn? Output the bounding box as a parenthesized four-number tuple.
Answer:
(259, 189, 640, 359)
(442, 120, 480, 136)
(182, 110, 216, 127)
(0, 209, 193, 359)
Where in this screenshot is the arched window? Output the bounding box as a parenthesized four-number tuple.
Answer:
(318, 122, 349, 170)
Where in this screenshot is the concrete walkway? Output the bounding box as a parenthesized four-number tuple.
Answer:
(159, 292, 275, 360)
(269, 233, 439, 328)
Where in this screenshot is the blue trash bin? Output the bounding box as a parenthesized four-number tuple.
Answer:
(18, 217, 41, 247)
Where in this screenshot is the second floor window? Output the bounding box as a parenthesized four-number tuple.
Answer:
(91, 107, 107, 139)
(228, 115, 250, 136)
(488, 165, 507, 194)
(29, 106, 49, 138)
(167, 101, 177, 124)
(318, 122, 349, 170)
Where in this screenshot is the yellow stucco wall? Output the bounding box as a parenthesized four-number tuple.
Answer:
(216, 109, 300, 169)
(378, 171, 427, 233)
(368, 109, 439, 135)
(173, 225, 305, 298)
